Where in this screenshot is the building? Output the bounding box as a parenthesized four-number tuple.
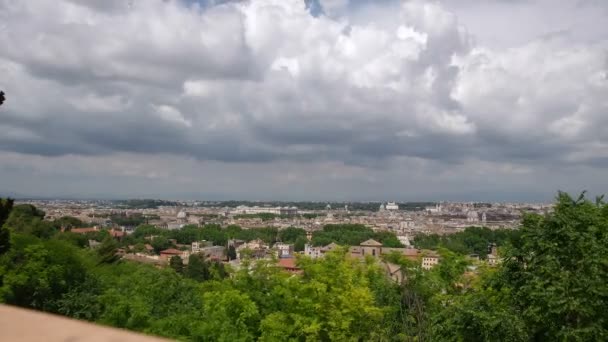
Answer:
(304, 243, 323, 258)
(166, 223, 185, 230)
(274, 243, 294, 258)
(487, 243, 499, 266)
(385, 202, 399, 211)
(466, 210, 479, 223)
(70, 227, 125, 240)
(426, 204, 442, 214)
(234, 206, 298, 216)
(360, 239, 382, 257)
(176, 210, 189, 224)
(197, 246, 225, 261)
(236, 239, 269, 259)
(159, 248, 188, 261)
(277, 258, 301, 274)
(191, 241, 213, 253)
(304, 242, 339, 259)
(421, 251, 440, 270)
(397, 235, 411, 247)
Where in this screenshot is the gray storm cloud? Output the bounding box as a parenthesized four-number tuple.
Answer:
(0, 0, 607, 200)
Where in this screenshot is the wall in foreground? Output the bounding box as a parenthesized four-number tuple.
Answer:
(0, 305, 170, 342)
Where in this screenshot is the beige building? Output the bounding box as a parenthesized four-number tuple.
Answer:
(421, 251, 440, 270)
(360, 239, 382, 257)
(487, 243, 499, 266)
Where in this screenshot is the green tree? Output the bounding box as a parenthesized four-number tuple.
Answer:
(193, 290, 259, 342)
(169, 256, 184, 274)
(0, 237, 88, 312)
(294, 236, 307, 252)
(97, 237, 120, 264)
(500, 192, 608, 340)
(432, 284, 528, 342)
(151, 236, 171, 254)
(0, 198, 13, 255)
(3, 204, 56, 238)
(52, 216, 85, 230)
(0, 226, 10, 255)
(3, 204, 45, 230)
(185, 254, 210, 282)
(277, 226, 306, 243)
(132, 224, 163, 239)
(227, 245, 237, 260)
(259, 248, 385, 340)
(0, 198, 14, 227)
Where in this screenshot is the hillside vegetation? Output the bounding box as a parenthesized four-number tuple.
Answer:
(0, 192, 606, 341)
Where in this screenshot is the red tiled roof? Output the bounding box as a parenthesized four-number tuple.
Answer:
(277, 258, 298, 269)
(160, 249, 183, 255)
(70, 228, 98, 234)
(109, 230, 125, 237)
(402, 249, 419, 256)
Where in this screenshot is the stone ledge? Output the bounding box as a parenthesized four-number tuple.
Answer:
(0, 305, 170, 342)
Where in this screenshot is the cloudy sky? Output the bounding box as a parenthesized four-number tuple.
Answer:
(0, 0, 607, 201)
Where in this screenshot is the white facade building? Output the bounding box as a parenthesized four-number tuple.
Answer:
(385, 202, 399, 210)
(234, 206, 298, 216)
(274, 243, 294, 258)
(397, 235, 411, 247)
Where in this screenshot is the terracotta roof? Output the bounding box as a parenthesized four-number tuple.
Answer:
(402, 248, 420, 256)
(277, 258, 298, 269)
(360, 239, 382, 247)
(109, 230, 125, 237)
(70, 227, 98, 234)
(160, 249, 183, 255)
(322, 242, 339, 251)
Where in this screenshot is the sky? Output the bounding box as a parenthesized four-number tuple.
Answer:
(0, 0, 607, 202)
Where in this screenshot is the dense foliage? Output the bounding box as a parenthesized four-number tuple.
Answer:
(312, 224, 404, 247)
(0, 192, 607, 341)
(414, 226, 520, 258)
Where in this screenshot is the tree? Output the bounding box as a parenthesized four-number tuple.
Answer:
(434, 192, 608, 341)
(185, 254, 210, 282)
(294, 236, 307, 252)
(51, 216, 85, 230)
(499, 192, 608, 340)
(97, 237, 120, 264)
(193, 290, 259, 342)
(3, 204, 45, 227)
(0, 198, 14, 227)
(169, 256, 184, 274)
(227, 245, 237, 260)
(0, 90, 5, 106)
(277, 226, 306, 243)
(259, 249, 385, 340)
(432, 285, 528, 342)
(132, 224, 163, 239)
(0, 238, 88, 312)
(151, 236, 171, 254)
(0, 226, 10, 255)
(0, 198, 12, 254)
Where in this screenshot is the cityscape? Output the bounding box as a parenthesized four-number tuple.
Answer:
(10, 197, 550, 279)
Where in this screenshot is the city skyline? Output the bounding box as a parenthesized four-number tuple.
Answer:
(1, 0, 607, 201)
